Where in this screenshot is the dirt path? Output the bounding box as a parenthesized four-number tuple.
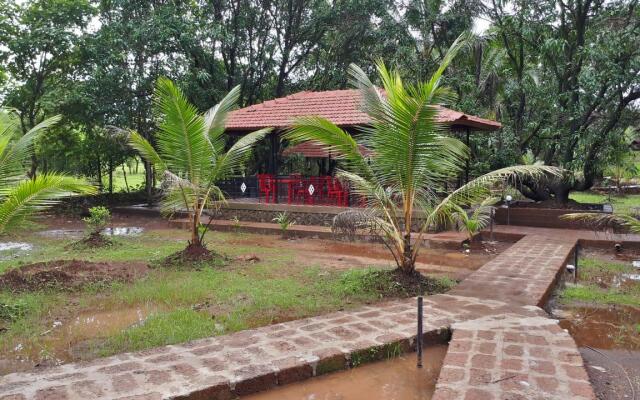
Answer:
(227, 234, 509, 279)
(581, 347, 640, 400)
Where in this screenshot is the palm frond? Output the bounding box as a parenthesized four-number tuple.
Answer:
(285, 116, 373, 180)
(561, 212, 640, 234)
(128, 131, 167, 172)
(429, 165, 561, 228)
(210, 128, 271, 181)
(153, 77, 211, 182)
(0, 114, 62, 188)
(0, 174, 96, 232)
(159, 171, 196, 217)
(205, 85, 241, 151)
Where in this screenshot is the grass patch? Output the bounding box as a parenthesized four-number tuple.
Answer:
(560, 256, 639, 307)
(569, 191, 640, 214)
(100, 309, 216, 355)
(561, 285, 639, 307)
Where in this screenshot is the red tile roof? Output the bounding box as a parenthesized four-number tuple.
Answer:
(226, 89, 501, 132)
(282, 140, 373, 158)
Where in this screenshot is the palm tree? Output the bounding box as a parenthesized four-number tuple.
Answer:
(128, 78, 270, 258)
(452, 197, 498, 243)
(286, 34, 559, 275)
(0, 109, 96, 232)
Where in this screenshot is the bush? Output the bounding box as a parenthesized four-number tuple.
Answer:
(0, 299, 28, 321)
(272, 212, 295, 237)
(83, 206, 111, 236)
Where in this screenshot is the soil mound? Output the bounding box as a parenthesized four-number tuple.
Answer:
(68, 233, 114, 249)
(0, 260, 148, 292)
(158, 243, 226, 267)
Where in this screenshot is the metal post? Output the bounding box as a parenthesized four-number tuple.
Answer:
(490, 208, 495, 242)
(574, 244, 579, 283)
(417, 296, 423, 368)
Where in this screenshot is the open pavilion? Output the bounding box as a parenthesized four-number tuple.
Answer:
(223, 89, 501, 206)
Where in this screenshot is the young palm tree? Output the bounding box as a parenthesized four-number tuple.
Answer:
(128, 78, 270, 257)
(452, 197, 498, 243)
(0, 109, 96, 232)
(286, 34, 559, 275)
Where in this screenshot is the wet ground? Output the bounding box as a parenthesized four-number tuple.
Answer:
(243, 346, 447, 400)
(0, 213, 495, 375)
(553, 248, 640, 399)
(557, 305, 640, 350)
(227, 234, 508, 280)
(581, 347, 640, 400)
(0, 305, 157, 374)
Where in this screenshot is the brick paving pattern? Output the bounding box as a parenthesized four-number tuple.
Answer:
(0, 231, 608, 399)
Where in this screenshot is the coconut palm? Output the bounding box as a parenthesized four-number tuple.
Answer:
(286, 34, 559, 274)
(128, 78, 270, 257)
(452, 197, 498, 243)
(0, 109, 96, 232)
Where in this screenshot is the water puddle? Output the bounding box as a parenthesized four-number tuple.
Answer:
(243, 345, 447, 400)
(0, 242, 33, 260)
(0, 305, 156, 374)
(0, 242, 32, 252)
(557, 306, 640, 350)
(37, 229, 84, 239)
(38, 226, 144, 238)
(102, 227, 144, 236)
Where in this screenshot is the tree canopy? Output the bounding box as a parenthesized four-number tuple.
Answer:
(0, 0, 638, 200)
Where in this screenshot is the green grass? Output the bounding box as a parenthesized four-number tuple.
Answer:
(101, 168, 146, 193)
(569, 191, 640, 214)
(0, 227, 455, 362)
(100, 309, 218, 355)
(562, 285, 639, 307)
(560, 256, 639, 307)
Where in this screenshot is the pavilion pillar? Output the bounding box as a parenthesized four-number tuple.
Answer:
(465, 128, 470, 184)
(269, 131, 280, 203)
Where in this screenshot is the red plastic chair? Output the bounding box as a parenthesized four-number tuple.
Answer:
(327, 178, 347, 206)
(257, 174, 275, 203)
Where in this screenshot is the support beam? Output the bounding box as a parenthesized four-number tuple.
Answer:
(270, 132, 280, 203)
(465, 128, 470, 184)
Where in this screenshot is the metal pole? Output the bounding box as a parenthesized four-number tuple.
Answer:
(574, 244, 579, 283)
(417, 296, 423, 368)
(490, 208, 495, 242)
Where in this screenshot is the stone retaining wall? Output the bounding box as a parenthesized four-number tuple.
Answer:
(494, 207, 603, 230)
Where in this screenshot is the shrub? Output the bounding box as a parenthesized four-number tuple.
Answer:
(0, 299, 28, 322)
(272, 212, 295, 237)
(83, 206, 111, 236)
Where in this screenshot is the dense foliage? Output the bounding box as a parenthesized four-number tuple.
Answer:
(0, 0, 638, 200)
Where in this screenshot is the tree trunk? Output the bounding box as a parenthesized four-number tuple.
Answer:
(144, 161, 154, 204)
(122, 165, 130, 193)
(96, 154, 103, 192)
(29, 154, 38, 179)
(108, 159, 114, 194)
(191, 211, 201, 247)
(400, 233, 415, 273)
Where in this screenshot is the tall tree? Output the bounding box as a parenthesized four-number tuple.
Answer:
(1, 0, 93, 177)
(484, 0, 640, 200)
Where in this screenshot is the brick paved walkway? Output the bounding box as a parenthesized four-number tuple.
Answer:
(1, 231, 603, 400)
